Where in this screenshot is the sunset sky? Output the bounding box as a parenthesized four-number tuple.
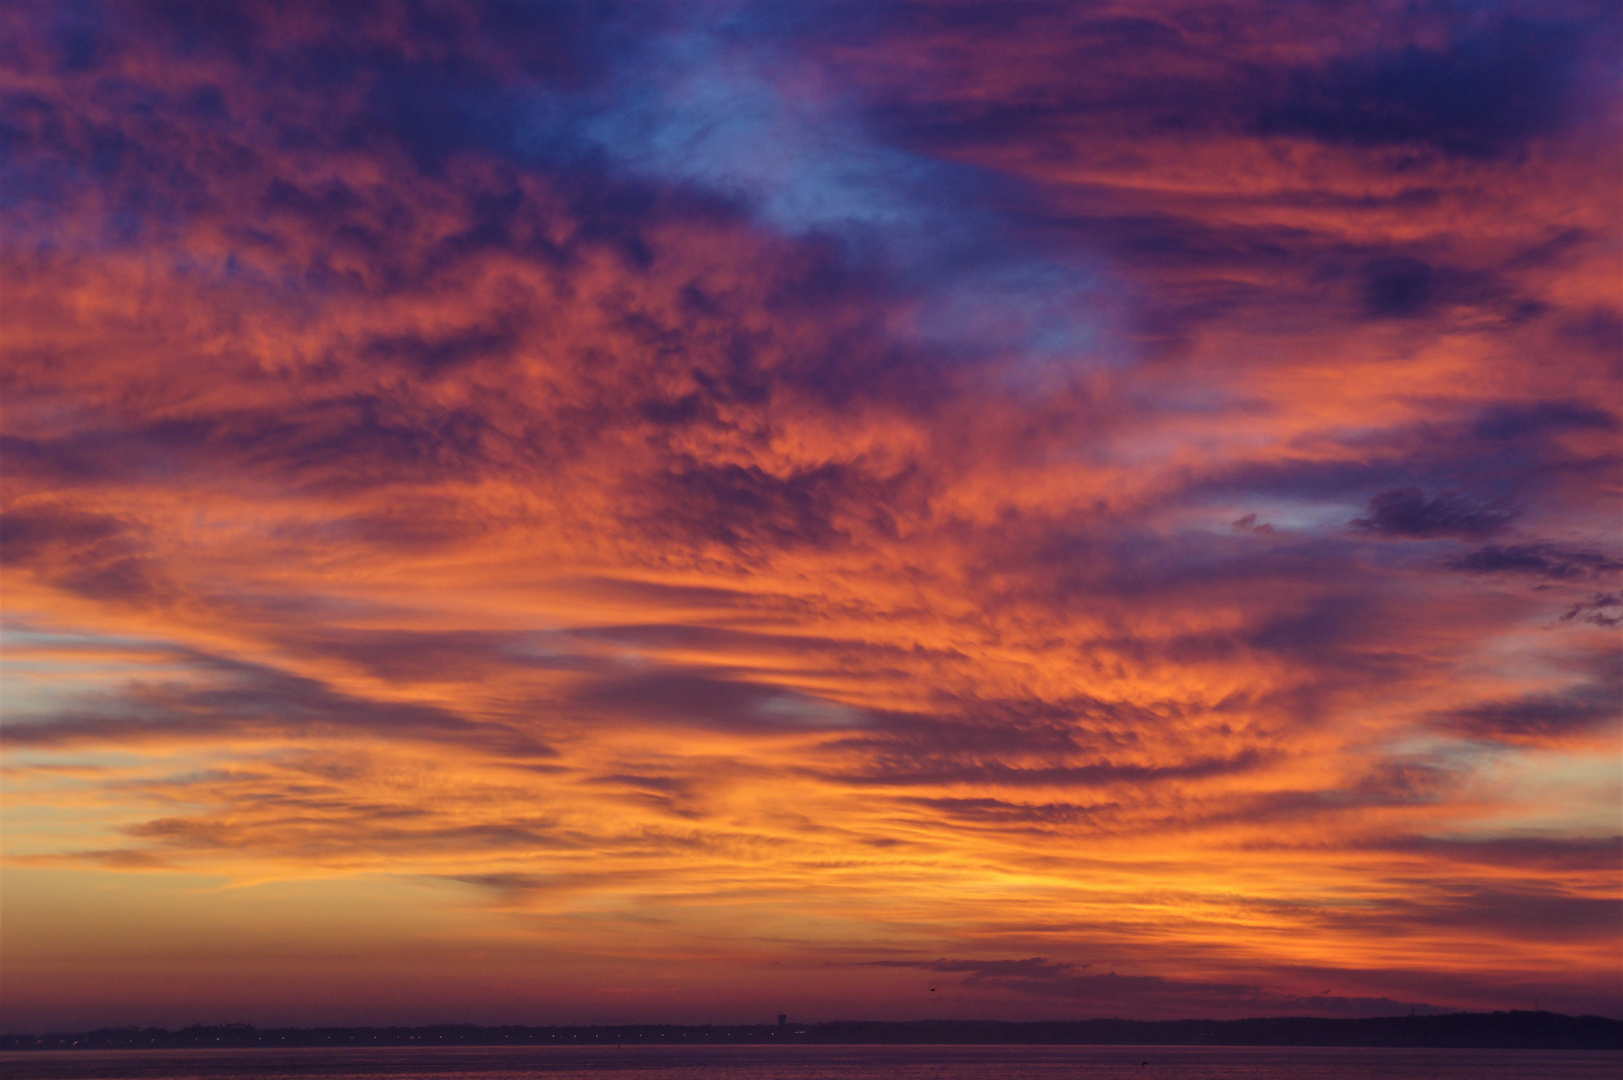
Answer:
(2, 0, 1619, 1031)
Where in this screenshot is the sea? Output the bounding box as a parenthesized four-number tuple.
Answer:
(0, 1045, 1617, 1080)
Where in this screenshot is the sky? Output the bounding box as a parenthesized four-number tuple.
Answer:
(1, 0, 1619, 1031)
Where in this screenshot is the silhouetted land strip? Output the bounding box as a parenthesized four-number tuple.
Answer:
(4, 1012, 1618, 1051)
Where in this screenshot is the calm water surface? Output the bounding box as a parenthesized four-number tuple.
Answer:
(1, 1045, 1616, 1080)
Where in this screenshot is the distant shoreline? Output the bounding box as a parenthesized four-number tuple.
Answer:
(4, 1012, 1619, 1052)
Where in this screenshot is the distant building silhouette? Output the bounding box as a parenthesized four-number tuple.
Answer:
(777, 1014, 787, 1027)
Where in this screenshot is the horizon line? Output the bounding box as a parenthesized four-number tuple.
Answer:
(6, 1011, 1620, 1051)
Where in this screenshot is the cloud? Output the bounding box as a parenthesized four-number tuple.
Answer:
(443, 872, 555, 895)
(1379, 835, 1622, 873)
(1435, 677, 1620, 746)
(1473, 401, 1619, 442)
(1447, 545, 1622, 580)
(4, 651, 557, 759)
(1360, 257, 1435, 318)
(570, 668, 867, 733)
(1352, 489, 1515, 539)
(0, 501, 173, 603)
(837, 746, 1267, 790)
(1320, 882, 1623, 943)
(634, 459, 914, 555)
(16, 848, 176, 870)
(870, 957, 1436, 1019)
(1256, 18, 1588, 157)
(1561, 593, 1623, 628)
(896, 796, 1119, 830)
